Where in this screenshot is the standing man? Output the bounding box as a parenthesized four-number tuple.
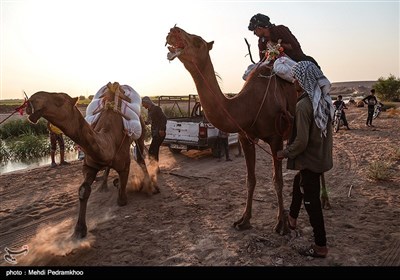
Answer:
(217, 129, 232, 162)
(362, 89, 378, 127)
(47, 121, 70, 167)
(277, 61, 333, 258)
(142, 96, 167, 166)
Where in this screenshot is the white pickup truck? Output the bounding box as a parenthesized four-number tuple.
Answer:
(159, 95, 238, 157)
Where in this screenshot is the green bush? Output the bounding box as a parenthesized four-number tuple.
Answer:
(0, 118, 48, 139)
(7, 134, 49, 160)
(0, 140, 10, 161)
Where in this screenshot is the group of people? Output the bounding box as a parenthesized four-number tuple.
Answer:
(249, 12, 331, 258)
(46, 12, 381, 259)
(248, 13, 385, 258)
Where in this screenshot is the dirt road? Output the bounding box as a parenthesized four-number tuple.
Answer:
(1, 106, 399, 267)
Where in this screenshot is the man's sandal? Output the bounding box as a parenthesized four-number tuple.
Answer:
(298, 246, 327, 258)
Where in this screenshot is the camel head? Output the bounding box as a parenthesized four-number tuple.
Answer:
(166, 26, 214, 72)
(26, 91, 78, 124)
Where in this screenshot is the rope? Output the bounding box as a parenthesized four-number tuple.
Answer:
(250, 71, 275, 128)
(108, 132, 127, 166)
(0, 100, 28, 125)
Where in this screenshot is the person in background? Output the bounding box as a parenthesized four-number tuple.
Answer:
(47, 121, 70, 167)
(362, 89, 378, 127)
(277, 61, 333, 258)
(248, 13, 320, 68)
(217, 129, 232, 162)
(235, 141, 243, 157)
(76, 145, 85, 160)
(333, 95, 350, 130)
(142, 96, 167, 166)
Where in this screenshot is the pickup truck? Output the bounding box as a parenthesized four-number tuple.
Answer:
(158, 95, 238, 157)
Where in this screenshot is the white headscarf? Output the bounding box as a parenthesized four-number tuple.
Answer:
(292, 61, 334, 137)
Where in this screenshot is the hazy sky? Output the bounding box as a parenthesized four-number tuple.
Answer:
(1, 0, 399, 100)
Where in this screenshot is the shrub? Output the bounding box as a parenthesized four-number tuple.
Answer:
(367, 160, 391, 181)
(392, 148, 400, 161)
(0, 118, 48, 139)
(0, 140, 10, 161)
(7, 134, 49, 160)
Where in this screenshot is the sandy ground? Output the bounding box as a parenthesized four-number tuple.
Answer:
(0, 106, 399, 268)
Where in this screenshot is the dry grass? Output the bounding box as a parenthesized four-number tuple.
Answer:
(367, 160, 391, 181)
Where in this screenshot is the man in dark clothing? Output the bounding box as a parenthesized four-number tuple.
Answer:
(248, 13, 320, 68)
(217, 129, 232, 162)
(277, 61, 333, 258)
(333, 95, 350, 129)
(142, 96, 167, 163)
(362, 89, 379, 126)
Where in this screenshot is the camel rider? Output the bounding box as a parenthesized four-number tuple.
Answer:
(142, 96, 167, 165)
(248, 13, 320, 68)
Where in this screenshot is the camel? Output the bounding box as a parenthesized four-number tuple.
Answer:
(166, 26, 298, 234)
(26, 82, 151, 238)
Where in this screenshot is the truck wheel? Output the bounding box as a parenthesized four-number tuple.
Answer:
(169, 147, 182, 154)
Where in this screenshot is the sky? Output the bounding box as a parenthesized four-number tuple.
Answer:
(1, 0, 399, 100)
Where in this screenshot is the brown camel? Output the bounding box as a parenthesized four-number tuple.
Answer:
(26, 82, 151, 238)
(166, 26, 298, 234)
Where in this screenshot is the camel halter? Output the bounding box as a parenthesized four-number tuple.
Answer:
(0, 91, 30, 125)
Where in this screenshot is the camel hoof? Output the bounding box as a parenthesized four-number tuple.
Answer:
(233, 220, 252, 231)
(117, 197, 127, 206)
(152, 186, 160, 194)
(73, 224, 87, 239)
(323, 202, 332, 210)
(274, 223, 290, 236)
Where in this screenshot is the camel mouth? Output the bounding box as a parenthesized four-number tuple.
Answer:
(167, 46, 183, 61)
(26, 101, 42, 123)
(27, 110, 42, 124)
(166, 27, 185, 61)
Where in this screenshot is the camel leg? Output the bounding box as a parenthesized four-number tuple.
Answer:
(73, 165, 97, 239)
(133, 139, 159, 194)
(117, 168, 130, 206)
(98, 167, 111, 192)
(233, 135, 256, 230)
(320, 173, 332, 210)
(269, 137, 290, 235)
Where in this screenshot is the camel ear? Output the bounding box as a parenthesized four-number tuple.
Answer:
(72, 97, 79, 105)
(207, 41, 214, 51)
(54, 94, 66, 107)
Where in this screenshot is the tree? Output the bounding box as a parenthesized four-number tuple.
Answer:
(79, 95, 86, 101)
(374, 74, 400, 102)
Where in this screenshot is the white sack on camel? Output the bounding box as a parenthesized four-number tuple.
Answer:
(85, 84, 142, 139)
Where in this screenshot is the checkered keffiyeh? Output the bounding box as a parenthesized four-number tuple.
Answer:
(292, 61, 334, 137)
